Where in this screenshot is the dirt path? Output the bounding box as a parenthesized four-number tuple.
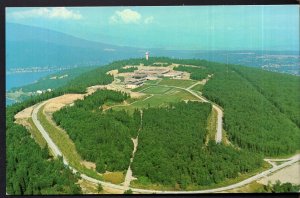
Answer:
(123, 110, 143, 189)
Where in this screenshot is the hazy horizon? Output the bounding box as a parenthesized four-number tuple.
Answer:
(6, 5, 299, 51)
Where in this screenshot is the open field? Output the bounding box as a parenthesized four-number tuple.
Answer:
(191, 83, 204, 92)
(103, 172, 125, 184)
(158, 78, 197, 88)
(144, 79, 160, 85)
(112, 88, 199, 113)
(132, 85, 152, 92)
(141, 86, 171, 94)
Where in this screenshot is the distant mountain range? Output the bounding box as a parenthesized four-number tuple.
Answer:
(6, 23, 146, 69)
(6, 23, 299, 76)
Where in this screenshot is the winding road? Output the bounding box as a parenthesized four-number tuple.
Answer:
(30, 91, 300, 194)
(158, 82, 223, 144)
(27, 72, 300, 193)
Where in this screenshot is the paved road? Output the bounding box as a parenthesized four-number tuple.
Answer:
(159, 83, 223, 144)
(186, 88, 223, 143)
(32, 102, 63, 158)
(30, 89, 299, 194)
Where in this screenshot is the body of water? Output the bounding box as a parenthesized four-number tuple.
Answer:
(6, 71, 55, 106)
(6, 71, 55, 91)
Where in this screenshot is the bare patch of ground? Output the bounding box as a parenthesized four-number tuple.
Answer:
(77, 179, 123, 194)
(81, 160, 96, 170)
(43, 94, 84, 114)
(15, 105, 34, 120)
(257, 162, 300, 185)
(14, 117, 31, 129)
(106, 69, 118, 76)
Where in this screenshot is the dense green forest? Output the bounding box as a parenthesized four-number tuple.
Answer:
(7, 57, 300, 193)
(231, 65, 300, 127)
(6, 103, 81, 195)
(52, 90, 140, 173)
(198, 65, 300, 156)
(131, 102, 263, 188)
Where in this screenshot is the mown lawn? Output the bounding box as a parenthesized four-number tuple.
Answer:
(158, 78, 197, 88)
(141, 86, 171, 94)
(132, 84, 151, 92)
(144, 79, 160, 85)
(112, 88, 199, 113)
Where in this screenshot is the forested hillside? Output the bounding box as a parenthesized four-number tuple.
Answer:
(6, 104, 81, 195)
(52, 90, 140, 173)
(200, 65, 300, 156)
(7, 57, 300, 194)
(132, 102, 262, 188)
(231, 65, 300, 127)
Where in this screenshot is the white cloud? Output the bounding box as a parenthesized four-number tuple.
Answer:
(144, 16, 154, 24)
(110, 9, 142, 24)
(9, 7, 82, 20)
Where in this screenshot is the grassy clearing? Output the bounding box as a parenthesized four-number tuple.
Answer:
(132, 84, 151, 92)
(27, 118, 47, 148)
(112, 88, 199, 113)
(158, 78, 197, 88)
(141, 86, 171, 94)
(191, 84, 204, 92)
(37, 105, 103, 181)
(144, 79, 160, 85)
(103, 172, 125, 184)
(205, 108, 218, 145)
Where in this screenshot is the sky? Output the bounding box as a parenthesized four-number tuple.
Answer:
(6, 5, 299, 51)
